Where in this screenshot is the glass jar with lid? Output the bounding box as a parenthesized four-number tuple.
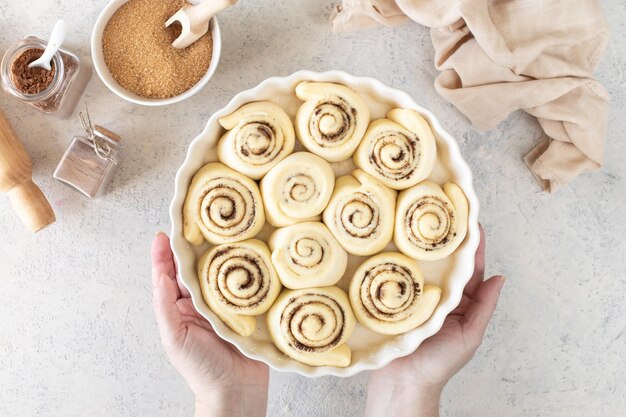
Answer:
(0, 35, 90, 118)
(53, 109, 122, 199)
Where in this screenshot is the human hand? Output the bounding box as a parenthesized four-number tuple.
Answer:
(151, 233, 269, 417)
(365, 225, 505, 417)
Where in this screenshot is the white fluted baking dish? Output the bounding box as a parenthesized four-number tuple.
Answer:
(169, 70, 480, 377)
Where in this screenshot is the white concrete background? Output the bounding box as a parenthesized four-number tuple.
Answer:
(1, 1, 624, 416)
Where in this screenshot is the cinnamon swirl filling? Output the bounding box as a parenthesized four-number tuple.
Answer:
(394, 181, 469, 261)
(205, 245, 272, 312)
(183, 163, 265, 246)
(354, 110, 437, 190)
(235, 120, 282, 163)
(280, 293, 346, 353)
(295, 82, 370, 162)
(269, 222, 347, 289)
(199, 177, 258, 241)
(323, 170, 397, 256)
(284, 173, 318, 206)
(369, 130, 418, 181)
(267, 286, 356, 367)
(218, 101, 295, 179)
(349, 252, 442, 335)
(359, 262, 421, 322)
(261, 152, 335, 227)
(405, 195, 455, 251)
(338, 192, 380, 239)
(290, 237, 324, 269)
(308, 98, 356, 148)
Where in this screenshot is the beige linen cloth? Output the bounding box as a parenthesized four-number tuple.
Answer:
(331, 0, 609, 192)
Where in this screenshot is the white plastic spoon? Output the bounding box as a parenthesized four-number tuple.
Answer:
(166, 0, 237, 49)
(28, 20, 67, 71)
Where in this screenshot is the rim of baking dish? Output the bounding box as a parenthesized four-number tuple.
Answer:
(169, 70, 480, 378)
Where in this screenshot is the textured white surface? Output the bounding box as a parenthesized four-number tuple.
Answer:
(0, 1, 624, 416)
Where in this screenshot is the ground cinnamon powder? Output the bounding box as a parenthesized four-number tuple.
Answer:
(10, 48, 56, 95)
(102, 0, 213, 99)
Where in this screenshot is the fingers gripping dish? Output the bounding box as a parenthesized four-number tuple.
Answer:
(267, 286, 356, 367)
(217, 101, 295, 180)
(295, 82, 370, 162)
(394, 181, 469, 261)
(198, 239, 282, 337)
(323, 170, 397, 256)
(269, 222, 348, 289)
(349, 252, 441, 335)
(353, 109, 437, 190)
(260, 152, 335, 227)
(183, 162, 265, 245)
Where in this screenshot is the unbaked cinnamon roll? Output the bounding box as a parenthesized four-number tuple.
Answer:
(353, 108, 437, 190)
(183, 162, 265, 245)
(349, 252, 441, 335)
(322, 170, 397, 256)
(217, 101, 295, 180)
(269, 222, 347, 289)
(295, 82, 370, 162)
(394, 181, 469, 261)
(198, 239, 282, 337)
(267, 286, 355, 367)
(260, 152, 335, 227)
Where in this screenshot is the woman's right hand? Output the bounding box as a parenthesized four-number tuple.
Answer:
(365, 225, 505, 417)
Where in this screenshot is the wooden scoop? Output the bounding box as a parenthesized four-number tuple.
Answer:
(166, 0, 237, 49)
(0, 109, 55, 232)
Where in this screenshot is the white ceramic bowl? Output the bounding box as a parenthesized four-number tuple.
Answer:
(91, 0, 221, 106)
(169, 70, 480, 377)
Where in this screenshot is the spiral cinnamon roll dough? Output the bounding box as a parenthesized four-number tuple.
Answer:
(353, 109, 437, 190)
(269, 222, 348, 289)
(260, 152, 335, 227)
(349, 252, 441, 335)
(295, 82, 370, 162)
(267, 286, 355, 367)
(322, 170, 397, 256)
(394, 181, 469, 261)
(183, 162, 265, 245)
(217, 101, 295, 180)
(198, 239, 282, 337)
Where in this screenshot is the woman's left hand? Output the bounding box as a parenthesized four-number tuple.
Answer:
(151, 233, 269, 417)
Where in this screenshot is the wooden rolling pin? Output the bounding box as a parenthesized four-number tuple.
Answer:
(0, 109, 55, 232)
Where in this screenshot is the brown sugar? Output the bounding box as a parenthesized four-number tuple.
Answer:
(102, 0, 213, 99)
(10, 48, 56, 95)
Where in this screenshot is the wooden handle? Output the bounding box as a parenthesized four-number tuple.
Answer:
(0, 109, 32, 191)
(0, 109, 56, 232)
(8, 180, 56, 232)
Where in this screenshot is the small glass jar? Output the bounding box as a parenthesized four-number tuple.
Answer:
(0, 36, 89, 117)
(53, 109, 121, 198)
